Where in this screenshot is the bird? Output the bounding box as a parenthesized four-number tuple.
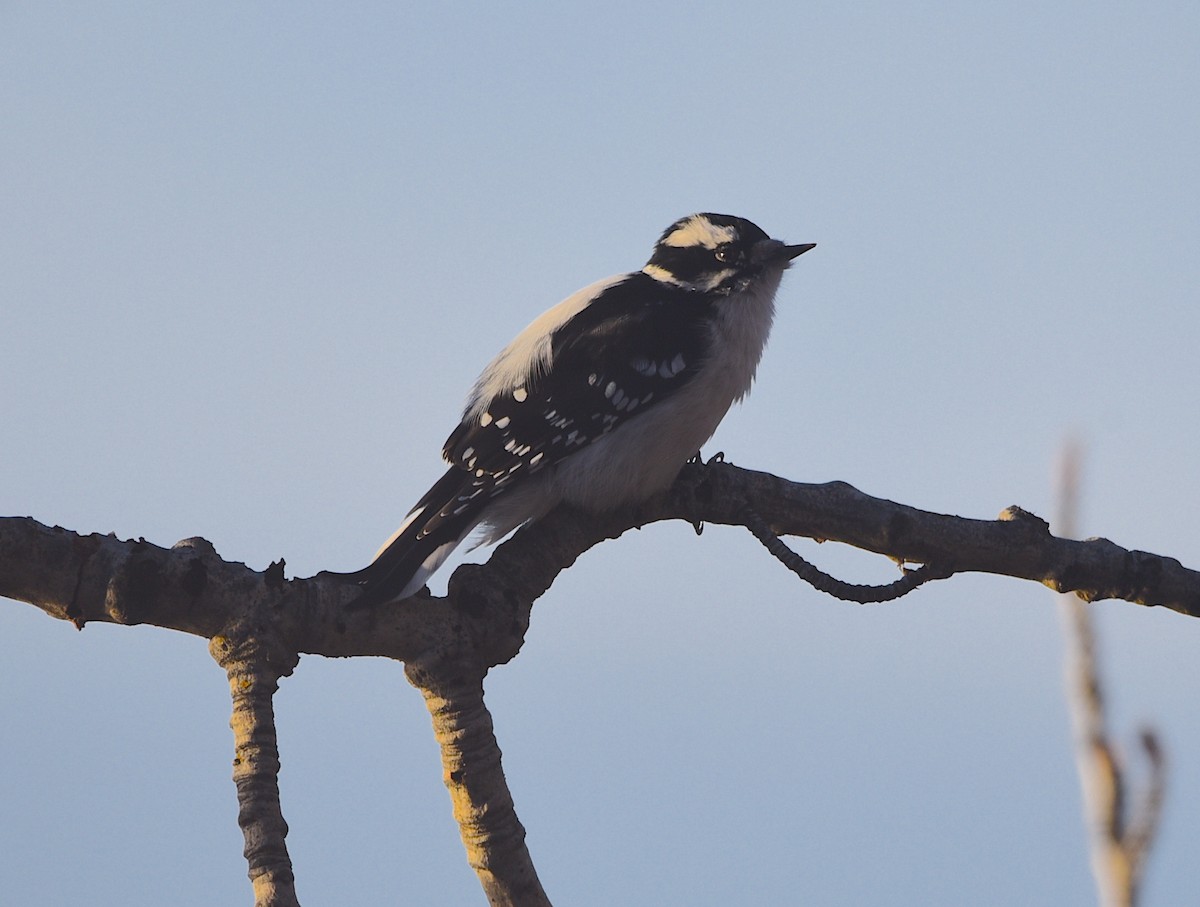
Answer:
(331, 213, 814, 607)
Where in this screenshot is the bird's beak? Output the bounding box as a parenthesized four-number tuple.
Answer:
(754, 239, 817, 266)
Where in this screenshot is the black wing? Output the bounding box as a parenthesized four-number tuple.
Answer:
(442, 272, 715, 489)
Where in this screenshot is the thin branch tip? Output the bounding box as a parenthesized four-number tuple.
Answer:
(741, 507, 955, 604)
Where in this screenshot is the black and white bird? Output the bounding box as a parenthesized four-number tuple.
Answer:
(334, 213, 814, 607)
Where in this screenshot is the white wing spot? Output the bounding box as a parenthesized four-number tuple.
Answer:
(495, 416, 511, 430)
(513, 386, 528, 402)
(604, 381, 617, 399)
(530, 452, 544, 466)
(632, 356, 656, 377)
(480, 411, 493, 426)
(658, 355, 686, 378)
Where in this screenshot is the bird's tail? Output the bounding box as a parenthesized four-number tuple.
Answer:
(322, 466, 485, 608)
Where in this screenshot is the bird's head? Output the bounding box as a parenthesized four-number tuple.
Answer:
(642, 213, 815, 294)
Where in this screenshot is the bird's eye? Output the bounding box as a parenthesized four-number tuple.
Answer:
(714, 245, 736, 264)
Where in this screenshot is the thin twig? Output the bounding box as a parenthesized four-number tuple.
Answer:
(742, 509, 955, 603)
(1055, 441, 1166, 907)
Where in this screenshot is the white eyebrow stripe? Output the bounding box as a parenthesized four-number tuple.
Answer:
(661, 217, 738, 249)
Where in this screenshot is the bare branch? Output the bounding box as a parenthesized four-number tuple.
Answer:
(406, 659, 552, 907)
(1124, 730, 1167, 877)
(742, 507, 955, 602)
(4, 460, 1199, 657)
(3, 458, 1197, 904)
(479, 459, 1200, 621)
(1055, 442, 1167, 907)
(210, 592, 301, 907)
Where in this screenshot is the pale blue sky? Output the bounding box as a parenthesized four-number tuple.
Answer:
(3, 3, 1199, 904)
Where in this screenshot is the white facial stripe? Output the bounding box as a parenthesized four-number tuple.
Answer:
(645, 263, 735, 292)
(661, 216, 738, 250)
(642, 264, 685, 286)
(698, 269, 735, 291)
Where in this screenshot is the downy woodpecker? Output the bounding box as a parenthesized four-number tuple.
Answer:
(334, 213, 814, 606)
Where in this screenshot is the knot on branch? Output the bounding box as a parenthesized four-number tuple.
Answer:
(172, 536, 218, 556)
(743, 509, 954, 603)
(435, 563, 531, 669)
(104, 539, 165, 626)
(210, 628, 299, 683)
(210, 596, 300, 684)
(998, 505, 1051, 535)
(97, 534, 222, 630)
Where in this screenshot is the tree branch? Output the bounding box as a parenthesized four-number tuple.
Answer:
(406, 659, 552, 907)
(3, 460, 1198, 657)
(210, 584, 301, 907)
(1056, 442, 1166, 907)
(741, 507, 956, 602)
(3, 458, 1199, 904)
